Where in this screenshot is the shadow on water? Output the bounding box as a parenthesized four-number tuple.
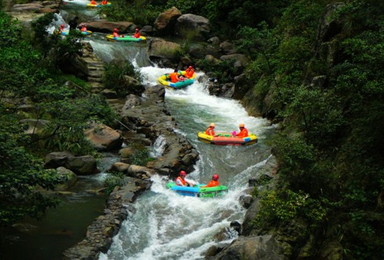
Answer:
(0, 153, 118, 260)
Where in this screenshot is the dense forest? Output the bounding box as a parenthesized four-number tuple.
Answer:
(1, 0, 384, 259)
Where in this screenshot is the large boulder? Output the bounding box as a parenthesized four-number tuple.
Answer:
(188, 43, 221, 59)
(220, 41, 236, 55)
(55, 167, 78, 191)
(45, 152, 98, 175)
(121, 94, 142, 112)
(66, 155, 98, 175)
(122, 75, 144, 95)
(220, 54, 249, 75)
(153, 7, 182, 36)
(147, 38, 181, 66)
(120, 85, 198, 176)
(84, 122, 123, 151)
(211, 235, 287, 260)
(174, 14, 210, 40)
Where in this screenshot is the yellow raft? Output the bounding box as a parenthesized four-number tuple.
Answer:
(158, 71, 196, 89)
(106, 35, 146, 42)
(198, 132, 258, 145)
(87, 2, 111, 7)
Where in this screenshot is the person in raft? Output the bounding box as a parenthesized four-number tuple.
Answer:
(175, 171, 195, 186)
(133, 28, 141, 38)
(202, 174, 220, 188)
(90, 0, 98, 5)
(113, 28, 119, 39)
(170, 69, 180, 83)
(59, 24, 65, 33)
(185, 65, 195, 79)
(205, 123, 217, 136)
(101, 0, 107, 4)
(80, 23, 87, 32)
(233, 123, 249, 138)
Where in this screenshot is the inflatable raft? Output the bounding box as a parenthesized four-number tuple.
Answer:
(166, 182, 228, 198)
(81, 30, 92, 35)
(106, 35, 146, 42)
(158, 71, 196, 89)
(198, 132, 258, 145)
(87, 2, 111, 7)
(59, 30, 92, 36)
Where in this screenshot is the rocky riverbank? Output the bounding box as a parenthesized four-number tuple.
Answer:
(3, 3, 283, 259)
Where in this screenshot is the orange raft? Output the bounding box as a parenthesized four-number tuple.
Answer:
(198, 132, 258, 146)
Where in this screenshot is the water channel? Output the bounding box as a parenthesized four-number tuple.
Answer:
(1, 4, 276, 260)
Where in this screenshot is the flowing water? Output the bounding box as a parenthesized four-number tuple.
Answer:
(2, 8, 276, 260)
(89, 42, 276, 259)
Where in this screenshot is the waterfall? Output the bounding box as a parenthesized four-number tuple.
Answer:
(97, 63, 273, 259)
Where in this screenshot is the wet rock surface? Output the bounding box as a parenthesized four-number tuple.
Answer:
(120, 84, 199, 177)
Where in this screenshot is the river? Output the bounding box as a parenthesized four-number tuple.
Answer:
(88, 41, 275, 259)
(1, 6, 275, 260)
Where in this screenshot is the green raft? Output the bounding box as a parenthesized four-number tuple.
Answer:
(166, 182, 228, 198)
(106, 35, 146, 42)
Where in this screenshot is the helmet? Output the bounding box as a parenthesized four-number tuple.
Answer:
(189, 66, 193, 69)
(212, 174, 219, 181)
(135, 28, 139, 31)
(210, 123, 215, 127)
(180, 170, 187, 176)
(60, 24, 65, 28)
(239, 123, 245, 128)
(114, 28, 118, 32)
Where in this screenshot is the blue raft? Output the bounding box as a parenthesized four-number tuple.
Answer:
(166, 182, 228, 198)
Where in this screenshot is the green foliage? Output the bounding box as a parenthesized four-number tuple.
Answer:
(255, 189, 329, 231)
(101, 0, 162, 25)
(0, 108, 62, 227)
(31, 13, 83, 68)
(104, 172, 125, 194)
(0, 10, 117, 227)
(103, 60, 137, 95)
(40, 96, 116, 155)
(250, 1, 384, 259)
(127, 143, 154, 166)
(197, 58, 238, 83)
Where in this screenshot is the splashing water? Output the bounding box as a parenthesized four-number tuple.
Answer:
(98, 63, 275, 259)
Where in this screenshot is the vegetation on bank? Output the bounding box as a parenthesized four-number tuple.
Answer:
(106, 0, 383, 258)
(235, 1, 384, 259)
(1, 0, 384, 259)
(0, 12, 116, 226)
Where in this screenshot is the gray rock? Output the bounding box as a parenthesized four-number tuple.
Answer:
(84, 122, 123, 151)
(55, 167, 77, 191)
(153, 7, 182, 36)
(211, 235, 287, 260)
(174, 14, 210, 40)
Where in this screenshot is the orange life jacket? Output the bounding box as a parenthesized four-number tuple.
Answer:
(170, 72, 179, 83)
(204, 180, 219, 188)
(205, 127, 215, 136)
(236, 128, 249, 138)
(91, 0, 97, 4)
(175, 176, 187, 186)
(185, 68, 195, 79)
(101, 0, 107, 4)
(81, 27, 87, 32)
(134, 32, 140, 38)
(113, 32, 119, 38)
